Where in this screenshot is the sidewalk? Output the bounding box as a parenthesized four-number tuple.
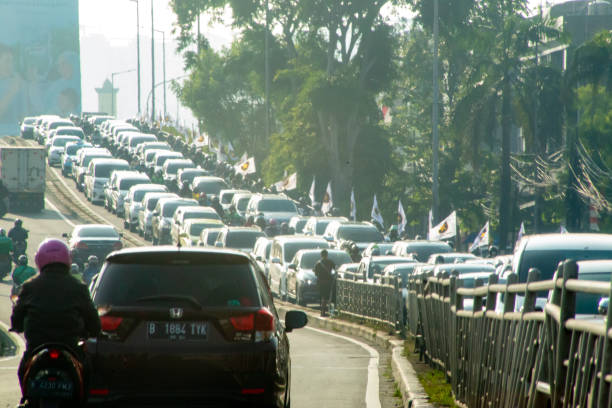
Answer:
(276, 302, 433, 408)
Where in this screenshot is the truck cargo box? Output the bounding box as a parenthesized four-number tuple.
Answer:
(0, 147, 45, 212)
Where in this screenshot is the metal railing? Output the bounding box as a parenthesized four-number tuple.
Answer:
(406, 259, 612, 408)
(335, 271, 402, 331)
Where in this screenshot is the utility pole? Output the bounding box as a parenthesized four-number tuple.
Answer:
(151, 0, 156, 123)
(154, 29, 167, 120)
(130, 0, 141, 116)
(432, 0, 440, 223)
(264, 0, 270, 143)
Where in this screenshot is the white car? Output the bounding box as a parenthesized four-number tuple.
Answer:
(137, 192, 178, 239)
(84, 158, 130, 204)
(47, 135, 82, 166)
(123, 184, 168, 230)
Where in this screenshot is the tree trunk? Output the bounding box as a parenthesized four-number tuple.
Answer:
(499, 77, 512, 251)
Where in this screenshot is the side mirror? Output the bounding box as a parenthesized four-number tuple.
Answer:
(271, 257, 281, 264)
(599, 297, 609, 316)
(255, 256, 263, 262)
(284, 310, 307, 333)
(61, 233, 69, 238)
(215, 242, 224, 248)
(288, 263, 296, 270)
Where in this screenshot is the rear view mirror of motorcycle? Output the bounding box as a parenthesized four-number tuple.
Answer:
(61, 233, 69, 238)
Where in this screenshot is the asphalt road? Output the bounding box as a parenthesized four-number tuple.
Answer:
(0, 166, 385, 407)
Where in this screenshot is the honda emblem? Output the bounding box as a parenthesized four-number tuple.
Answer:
(169, 308, 183, 319)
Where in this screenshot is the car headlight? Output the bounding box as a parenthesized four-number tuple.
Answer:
(307, 279, 313, 285)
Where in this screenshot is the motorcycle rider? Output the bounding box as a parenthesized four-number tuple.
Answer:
(8, 219, 28, 260)
(82, 255, 100, 286)
(12, 255, 36, 287)
(70, 263, 83, 282)
(0, 229, 13, 277)
(11, 238, 101, 403)
(225, 205, 242, 226)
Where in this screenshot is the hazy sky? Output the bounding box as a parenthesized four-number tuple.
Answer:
(77, 0, 569, 125)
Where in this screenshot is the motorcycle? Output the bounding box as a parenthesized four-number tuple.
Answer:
(20, 343, 86, 408)
(0, 254, 11, 280)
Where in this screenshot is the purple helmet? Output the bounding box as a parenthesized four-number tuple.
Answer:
(35, 238, 72, 270)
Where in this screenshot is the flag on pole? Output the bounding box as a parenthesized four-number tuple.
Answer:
(274, 172, 297, 192)
(371, 195, 384, 229)
(321, 182, 333, 215)
(236, 152, 247, 165)
(235, 157, 256, 176)
(517, 222, 525, 244)
(470, 221, 490, 252)
(427, 209, 433, 240)
(309, 177, 316, 206)
(350, 189, 357, 221)
(397, 200, 407, 236)
(429, 211, 457, 241)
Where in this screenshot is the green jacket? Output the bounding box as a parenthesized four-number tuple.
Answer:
(0, 236, 13, 254)
(12, 265, 37, 286)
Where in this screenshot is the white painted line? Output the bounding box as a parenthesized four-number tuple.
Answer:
(304, 325, 381, 408)
(48, 167, 145, 245)
(44, 198, 76, 228)
(0, 320, 25, 362)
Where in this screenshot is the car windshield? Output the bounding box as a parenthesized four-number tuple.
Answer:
(284, 241, 328, 262)
(221, 192, 235, 204)
(76, 226, 119, 238)
(119, 178, 147, 190)
(189, 223, 220, 236)
(57, 129, 83, 137)
(166, 162, 191, 175)
(82, 154, 110, 167)
(226, 231, 264, 249)
(180, 170, 205, 184)
(402, 243, 452, 262)
(50, 121, 72, 129)
(94, 163, 129, 178)
(257, 199, 296, 212)
(130, 136, 156, 147)
(299, 251, 352, 269)
(205, 231, 221, 245)
(156, 154, 181, 166)
(337, 226, 383, 243)
(95, 258, 260, 308)
(162, 201, 197, 217)
(184, 211, 220, 221)
(518, 249, 612, 282)
(194, 180, 227, 194)
(576, 272, 611, 314)
(237, 197, 250, 211)
(53, 137, 79, 147)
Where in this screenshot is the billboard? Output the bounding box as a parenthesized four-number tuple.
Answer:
(0, 0, 81, 135)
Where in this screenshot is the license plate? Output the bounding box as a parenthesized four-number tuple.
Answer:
(147, 322, 208, 341)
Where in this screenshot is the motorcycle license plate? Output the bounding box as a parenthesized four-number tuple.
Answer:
(28, 377, 74, 398)
(147, 322, 208, 341)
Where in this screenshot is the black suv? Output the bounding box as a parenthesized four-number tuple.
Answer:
(88, 247, 307, 407)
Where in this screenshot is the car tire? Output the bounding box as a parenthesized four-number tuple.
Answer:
(296, 285, 303, 306)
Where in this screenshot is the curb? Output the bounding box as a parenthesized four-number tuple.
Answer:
(277, 303, 433, 408)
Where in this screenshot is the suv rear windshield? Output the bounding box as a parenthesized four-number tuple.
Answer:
(517, 249, 612, 282)
(119, 178, 147, 190)
(162, 201, 197, 217)
(194, 180, 227, 195)
(166, 162, 192, 175)
(283, 241, 328, 262)
(401, 243, 452, 262)
(257, 199, 296, 212)
(129, 136, 156, 147)
(94, 163, 130, 178)
(337, 226, 383, 243)
(95, 256, 260, 308)
(226, 231, 264, 249)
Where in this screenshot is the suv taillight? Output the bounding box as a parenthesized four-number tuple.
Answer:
(75, 241, 88, 249)
(228, 308, 275, 342)
(112, 242, 123, 251)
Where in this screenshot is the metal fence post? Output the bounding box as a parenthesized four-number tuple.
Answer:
(552, 260, 578, 408)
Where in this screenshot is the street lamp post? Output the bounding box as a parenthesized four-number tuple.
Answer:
(145, 74, 189, 121)
(154, 29, 167, 121)
(130, 0, 141, 116)
(111, 69, 136, 117)
(431, 0, 440, 224)
(151, 0, 155, 123)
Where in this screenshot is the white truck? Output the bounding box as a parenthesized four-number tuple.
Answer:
(0, 147, 45, 212)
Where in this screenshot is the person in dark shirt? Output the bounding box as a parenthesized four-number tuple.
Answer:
(314, 249, 336, 317)
(11, 238, 101, 400)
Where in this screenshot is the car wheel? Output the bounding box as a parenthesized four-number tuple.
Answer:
(280, 279, 287, 302)
(296, 285, 305, 306)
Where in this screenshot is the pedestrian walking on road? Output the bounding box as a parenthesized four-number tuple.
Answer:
(314, 249, 336, 317)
